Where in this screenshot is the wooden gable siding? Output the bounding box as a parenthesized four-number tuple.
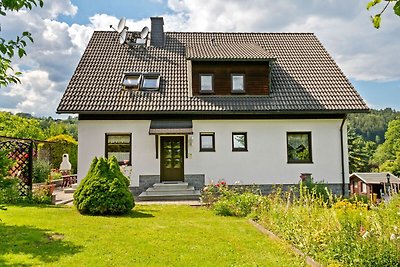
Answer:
(191, 61, 269, 95)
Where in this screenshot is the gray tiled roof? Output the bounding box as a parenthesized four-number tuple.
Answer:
(351, 173, 400, 184)
(186, 43, 274, 61)
(57, 31, 369, 114)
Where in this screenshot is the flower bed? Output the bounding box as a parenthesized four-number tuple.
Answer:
(202, 182, 400, 266)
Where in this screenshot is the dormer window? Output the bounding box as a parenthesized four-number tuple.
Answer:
(200, 74, 214, 94)
(122, 72, 141, 90)
(231, 74, 245, 93)
(142, 73, 160, 91)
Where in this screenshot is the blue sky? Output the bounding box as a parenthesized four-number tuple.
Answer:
(59, 0, 170, 25)
(1, 0, 399, 117)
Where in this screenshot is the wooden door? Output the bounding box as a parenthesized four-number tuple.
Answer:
(160, 136, 184, 182)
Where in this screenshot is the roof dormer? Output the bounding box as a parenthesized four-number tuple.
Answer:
(186, 43, 275, 96)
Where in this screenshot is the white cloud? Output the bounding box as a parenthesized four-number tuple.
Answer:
(164, 0, 400, 82)
(2, 69, 63, 116)
(36, 0, 78, 18)
(1, 1, 87, 117)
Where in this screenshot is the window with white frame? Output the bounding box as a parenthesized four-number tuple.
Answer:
(231, 74, 245, 93)
(362, 182, 367, 193)
(200, 74, 214, 93)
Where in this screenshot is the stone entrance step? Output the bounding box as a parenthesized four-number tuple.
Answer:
(138, 181, 200, 201)
(64, 183, 78, 194)
(144, 186, 196, 195)
(153, 182, 189, 190)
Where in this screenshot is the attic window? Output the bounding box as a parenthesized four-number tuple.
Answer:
(200, 74, 214, 93)
(142, 73, 160, 90)
(122, 72, 141, 90)
(231, 74, 245, 93)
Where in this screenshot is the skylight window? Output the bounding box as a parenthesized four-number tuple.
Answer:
(121, 72, 161, 91)
(122, 72, 141, 90)
(142, 73, 160, 90)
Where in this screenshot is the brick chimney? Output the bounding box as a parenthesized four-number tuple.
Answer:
(150, 17, 164, 47)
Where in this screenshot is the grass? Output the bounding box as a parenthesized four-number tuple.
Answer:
(0, 204, 305, 266)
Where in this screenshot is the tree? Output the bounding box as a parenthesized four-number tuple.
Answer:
(347, 126, 377, 173)
(347, 108, 400, 144)
(0, 111, 78, 141)
(367, 0, 400, 28)
(372, 118, 400, 175)
(0, 0, 44, 87)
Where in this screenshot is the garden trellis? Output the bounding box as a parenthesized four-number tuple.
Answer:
(0, 136, 53, 196)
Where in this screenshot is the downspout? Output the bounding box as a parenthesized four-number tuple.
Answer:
(340, 115, 347, 196)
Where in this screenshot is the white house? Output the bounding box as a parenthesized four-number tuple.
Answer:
(57, 17, 368, 197)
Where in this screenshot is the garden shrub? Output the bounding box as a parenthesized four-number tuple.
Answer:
(32, 159, 51, 183)
(74, 156, 135, 215)
(0, 177, 52, 205)
(0, 150, 12, 179)
(0, 177, 20, 204)
(30, 187, 52, 204)
(40, 134, 78, 173)
(201, 181, 227, 205)
(300, 177, 331, 202)
(213, 192, 262, 217)
(0, 151, 17, 206)
(202, 181, 263, 217)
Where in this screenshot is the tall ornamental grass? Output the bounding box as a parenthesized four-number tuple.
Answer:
(204, 182, 400, 266)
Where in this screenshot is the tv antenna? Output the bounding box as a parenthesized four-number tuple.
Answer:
(110, 17, 149, 48)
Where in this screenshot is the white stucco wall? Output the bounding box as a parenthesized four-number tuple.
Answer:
(78, 118, 348, 186)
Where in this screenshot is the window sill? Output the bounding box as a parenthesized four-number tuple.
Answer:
(199, 90, 214, 95)
(287, 161, 313, 164)
(231, 90, 246, 94)
(232, 149, 248, 152)
(200, 149, 216, 152)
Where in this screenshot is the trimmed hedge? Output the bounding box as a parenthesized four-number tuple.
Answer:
(74, 156, 134, 215)
(40, 134, 77, 173)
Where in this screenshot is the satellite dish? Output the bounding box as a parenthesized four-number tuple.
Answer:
(119, 28, 127, 44)
(117, 17, 126, 33)
(140, 26, 149, 39)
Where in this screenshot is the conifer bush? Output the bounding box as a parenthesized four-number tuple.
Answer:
(74, 156, 134, 215)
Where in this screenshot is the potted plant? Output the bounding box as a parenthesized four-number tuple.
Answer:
(45, 175, 55, 195)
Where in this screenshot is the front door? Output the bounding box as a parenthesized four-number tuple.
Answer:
(160, 136, 184, 182)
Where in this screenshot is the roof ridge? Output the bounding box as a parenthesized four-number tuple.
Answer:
(167, 32, 315, 35)
(91, 31, 315, 35)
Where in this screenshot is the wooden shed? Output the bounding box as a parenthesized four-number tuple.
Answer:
(349, 172, 400, 200)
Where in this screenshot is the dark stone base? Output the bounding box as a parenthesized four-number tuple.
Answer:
(239, 183, 346, 197)
(130, 176, 346, 197)
(184, 174, 205, 190)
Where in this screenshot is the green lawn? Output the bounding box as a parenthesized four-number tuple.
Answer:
(0, 205, 305, 266)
